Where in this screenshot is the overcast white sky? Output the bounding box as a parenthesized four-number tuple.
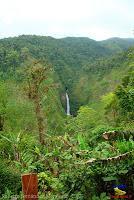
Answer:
(0, 0, 134, 40)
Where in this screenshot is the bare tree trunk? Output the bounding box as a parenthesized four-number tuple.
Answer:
(34, 94, 45, 145)
(14, 145, 20, 161)
(0, 115, 4, 131)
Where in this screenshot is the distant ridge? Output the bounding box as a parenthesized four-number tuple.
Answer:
(99, 37, 134, 53)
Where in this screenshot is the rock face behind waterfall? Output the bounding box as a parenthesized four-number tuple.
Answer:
(66, 92, 70, 115)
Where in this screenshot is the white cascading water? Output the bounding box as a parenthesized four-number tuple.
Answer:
(66, 92, 70, 115)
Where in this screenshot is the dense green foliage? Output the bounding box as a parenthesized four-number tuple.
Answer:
(0, 35, 134, 113)
(0, 35, 134, 199)
(0, 160, 21, 195)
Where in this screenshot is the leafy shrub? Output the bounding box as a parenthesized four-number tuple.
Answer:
(0, 160, 21, 196)
(115, 140, 134, 153)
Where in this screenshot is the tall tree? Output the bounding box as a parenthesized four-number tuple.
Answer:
(25, 60, 51, 144)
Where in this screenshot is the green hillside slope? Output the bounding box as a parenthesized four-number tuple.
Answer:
(100, 37, 134, 53)
(0, 35, 134, 199)
(0, 35, 134, 114)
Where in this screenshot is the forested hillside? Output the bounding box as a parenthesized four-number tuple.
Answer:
(0, 35, 134, 113)
(100, 37, 134, 53)
(0, 35, 134, 199)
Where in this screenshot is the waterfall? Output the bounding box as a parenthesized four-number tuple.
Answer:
(66, 92, 70, 115)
